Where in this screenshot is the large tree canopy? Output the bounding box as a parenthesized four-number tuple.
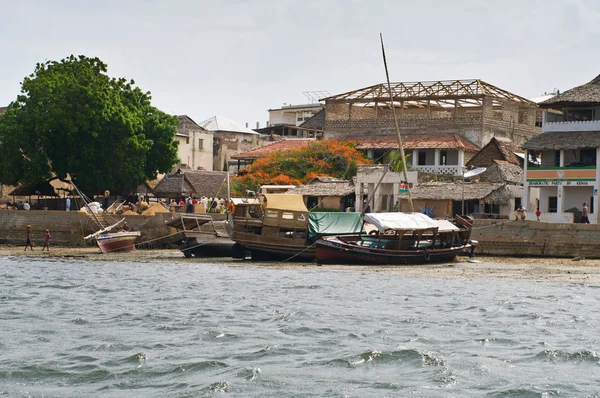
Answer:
(231, 140, 370, 195)
(0, 55, 179, 194)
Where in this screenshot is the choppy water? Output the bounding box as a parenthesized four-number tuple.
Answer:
(2, 256, 600, 397)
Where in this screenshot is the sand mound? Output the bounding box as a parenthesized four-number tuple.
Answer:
(142, 203, 169, 216)
(121, 210, 138, 216)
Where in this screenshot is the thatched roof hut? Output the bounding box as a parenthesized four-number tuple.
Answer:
(152, 169, 229, 199)
(521, 130, 600, 151)
(540, 74, 600, 107)
(399, 182, 513, 204)
(478, 160, 523, 184)
(467, 137, 523, 167)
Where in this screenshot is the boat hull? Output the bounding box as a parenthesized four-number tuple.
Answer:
(238, 241, 316, 262)
(96, 232, 140, 254)
(316, 239, 472, 265)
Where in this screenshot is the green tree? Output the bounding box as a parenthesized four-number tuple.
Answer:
(0, 55, 179, 193)
(385, 150, 411, 172)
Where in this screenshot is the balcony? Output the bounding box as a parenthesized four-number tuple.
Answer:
(543, 120, 600, 133)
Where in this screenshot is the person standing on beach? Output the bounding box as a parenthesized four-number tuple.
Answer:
(66, 197, 71, 211)
(24, 225, 34, 251)
(582, 203, 590, 223)
(536, 208, 541, 221)
(43, 229, 51, 251)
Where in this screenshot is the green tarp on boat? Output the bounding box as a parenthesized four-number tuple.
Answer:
(308, 212, 364, 242)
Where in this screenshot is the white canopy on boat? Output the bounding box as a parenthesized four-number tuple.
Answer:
(364, 212, 459, 232)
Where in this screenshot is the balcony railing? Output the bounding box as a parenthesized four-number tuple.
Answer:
(543, 120, 600, 133)
(413, 165, 462, 175)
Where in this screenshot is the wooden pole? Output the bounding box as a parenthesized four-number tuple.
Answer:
(380, 33, 414, 212)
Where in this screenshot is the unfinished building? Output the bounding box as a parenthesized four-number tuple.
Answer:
(322, 79, 540, 148)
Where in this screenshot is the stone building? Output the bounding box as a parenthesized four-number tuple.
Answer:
(175, 115, 213, 171)
(199, 116, 260, 171)
(321, 79, 540, 150)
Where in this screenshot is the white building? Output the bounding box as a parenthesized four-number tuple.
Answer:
(522, 74, 600, 223)
(175, 115, 213, 171)
(199, 116, 260, 171)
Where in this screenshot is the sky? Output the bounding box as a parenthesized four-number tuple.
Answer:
(1, 0, 600, 128)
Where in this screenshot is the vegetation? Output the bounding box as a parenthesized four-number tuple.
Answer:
(231, 140, 370, 195)
(0, 55, 179, 193)
(385, 150, 411, 172)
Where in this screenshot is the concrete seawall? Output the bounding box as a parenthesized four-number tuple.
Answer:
(0, 210, 180, 247)
(472, 219, 600, 258)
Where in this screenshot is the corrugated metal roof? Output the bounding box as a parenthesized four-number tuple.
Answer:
(231, 139, 315, 160)
(199, 116, 259, 135)
(355, 134, 479, 151)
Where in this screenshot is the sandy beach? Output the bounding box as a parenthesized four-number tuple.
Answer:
(3, 245, 600, 285)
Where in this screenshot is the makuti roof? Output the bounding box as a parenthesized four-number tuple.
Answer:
(199, 116, 258, 135)
(478, 160, 523, 185)
(231, 139, 315, 160)
(285, 178, 355, 197)
(521, 131, 600, 151)
(467, 137, 523, 167)
(399, 182, 512, 203)
(540, 74, 600, 107)
(355, 134, 480, 152)
(152, 170, 229, 198)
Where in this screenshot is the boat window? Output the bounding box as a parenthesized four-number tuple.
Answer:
(298, 213, 306, 221)
(281, 212, 294, 220)
(266, 210, 279, 218)
(248, 206, 262, 219)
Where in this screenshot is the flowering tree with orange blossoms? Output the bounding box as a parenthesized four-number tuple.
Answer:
(231, 140, 370, 196)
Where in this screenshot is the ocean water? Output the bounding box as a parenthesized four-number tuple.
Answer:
(1, 256, 600, 397)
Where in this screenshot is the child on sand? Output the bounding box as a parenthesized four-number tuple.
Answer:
(43, 229, 51, 252)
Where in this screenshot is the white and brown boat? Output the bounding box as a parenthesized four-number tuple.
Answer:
(316, 212, 476, 265)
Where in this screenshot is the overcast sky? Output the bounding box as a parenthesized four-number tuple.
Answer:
(1, 0, 599, 127)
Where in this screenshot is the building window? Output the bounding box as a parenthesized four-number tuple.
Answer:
(580, 148, 596, 166)
(418, 151, 427, 166)
(554, 151, 560, 167)
(548, 196, 557, 213)
(440, 150, 447, 166)
(484, 203, 500, 214)
(514, 197, 522, 210)
(590, 197, 594, 214)
(566, 108, 594, 121)
(198, 138, 204, 150)
(185, 137, 189, 145)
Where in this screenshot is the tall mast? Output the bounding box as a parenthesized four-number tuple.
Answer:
(380, 33, 414, 212)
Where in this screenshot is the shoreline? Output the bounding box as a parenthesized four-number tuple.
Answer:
(2, 245, 600, 285)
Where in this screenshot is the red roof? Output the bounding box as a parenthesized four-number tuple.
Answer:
(354, 134, 479, 152)
(231, 139, 315, 160)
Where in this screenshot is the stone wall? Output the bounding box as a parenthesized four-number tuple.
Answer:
(0, 210, 179, 247)
(472, 219, 600, 258)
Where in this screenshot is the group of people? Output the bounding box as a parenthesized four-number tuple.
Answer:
(516, 202, 591, 223)
(24, 225, 51, 252)
(169, 196, 225, 214)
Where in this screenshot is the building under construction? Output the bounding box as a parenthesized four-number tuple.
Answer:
(322, 79, 541, 148)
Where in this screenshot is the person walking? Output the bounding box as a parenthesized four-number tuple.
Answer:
(66, 197, 71, 211)
(582, 203, 590, 224)
(24, 225, 34, 251)
(43, 229, 51, 252)
(535, 208, 541, 221)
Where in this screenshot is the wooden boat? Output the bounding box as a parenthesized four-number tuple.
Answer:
(163, 213, 240, 258)
(228, 194, 364, 261)
(315, 212, 476, 265)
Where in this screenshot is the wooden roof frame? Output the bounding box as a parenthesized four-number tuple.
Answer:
(322, 79, 537, 108)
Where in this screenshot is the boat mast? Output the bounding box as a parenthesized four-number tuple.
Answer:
(380, 33, 414, 212)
